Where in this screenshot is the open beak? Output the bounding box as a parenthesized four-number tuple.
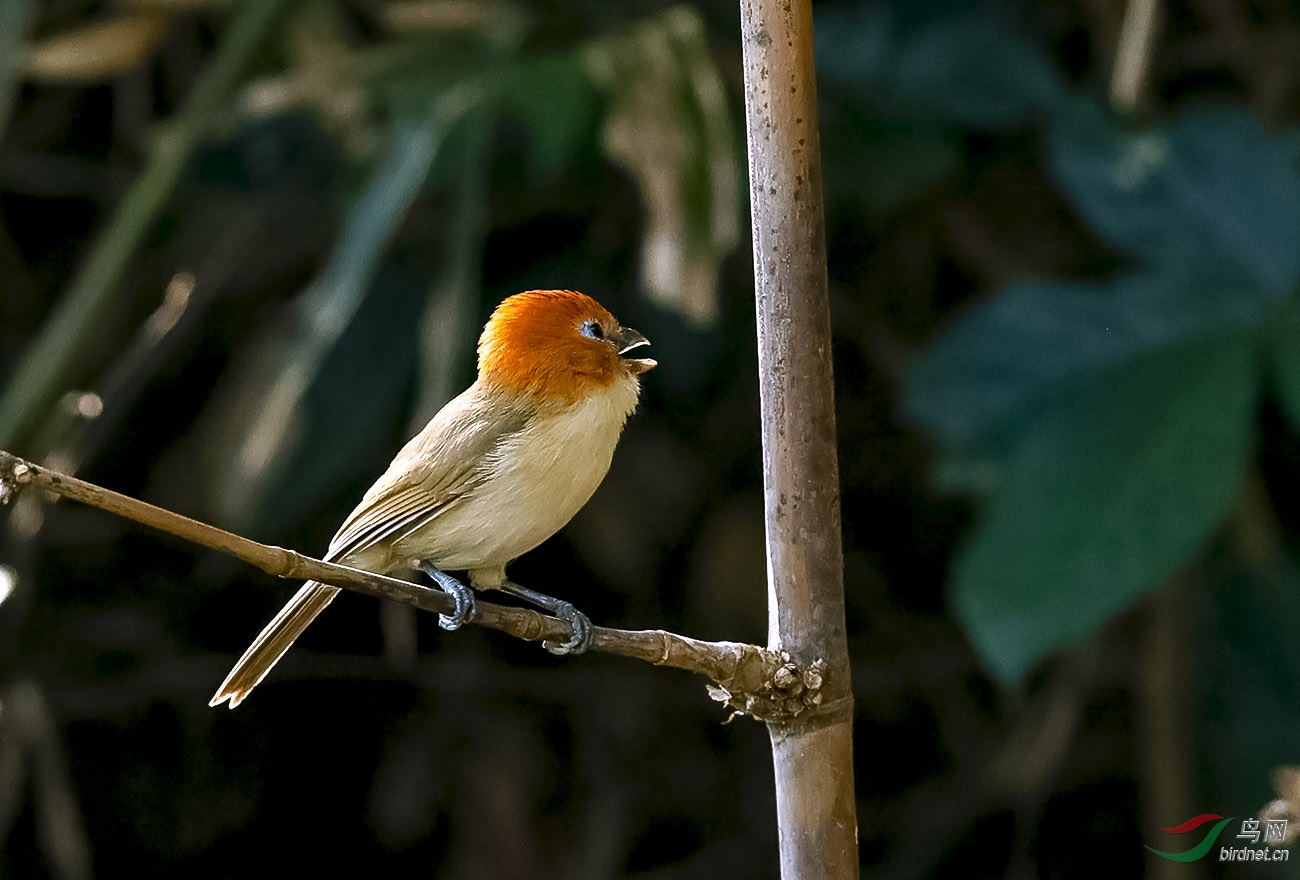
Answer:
(617, 327, 656, 374)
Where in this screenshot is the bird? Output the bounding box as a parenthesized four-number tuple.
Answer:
(209, 289, 656, 708)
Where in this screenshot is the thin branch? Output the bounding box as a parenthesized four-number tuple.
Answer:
(0, 450, 817, 716)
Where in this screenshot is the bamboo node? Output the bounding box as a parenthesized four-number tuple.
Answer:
(706, 653, 828, 722)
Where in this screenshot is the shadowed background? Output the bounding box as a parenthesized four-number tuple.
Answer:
(2, 0, 1300, 877)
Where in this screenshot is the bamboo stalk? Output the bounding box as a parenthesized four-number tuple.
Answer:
(738, 0, 860, 876)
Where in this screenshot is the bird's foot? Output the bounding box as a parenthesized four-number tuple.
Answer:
(541, 601, 592, 655)
(500, 580, 592, 655)
(419, 563, 477, 630)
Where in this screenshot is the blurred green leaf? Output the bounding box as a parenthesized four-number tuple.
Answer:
(906, 268, 1274, 468)
(499, 51, 599, 179)
(216, 111, 446, 527)
(362, 35, 504, 121)
(1270, 303, 1300, 430)
(1196, 563, 1300, 814)
(408, 111, 494, 428)
(909, 102, 1300, 681)
(818, 9, 1061, 129)
(251, 262, 427, 536)
(891, 17, 1063, 128)
(907, 254, 1290, 678)
(815, 3, 896, 89)
(817, 9, 1058, 215)
(822, 108, 959, 214)
(953, 332, 1256, 681)
(1050, 102, 1300, 290)
(1164, 109, 1300, 291)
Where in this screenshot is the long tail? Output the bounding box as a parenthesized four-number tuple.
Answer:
(209, 581, 340, 709)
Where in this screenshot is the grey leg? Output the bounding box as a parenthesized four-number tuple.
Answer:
(499, 580, 592, 655)
(419, 562, 477, 631)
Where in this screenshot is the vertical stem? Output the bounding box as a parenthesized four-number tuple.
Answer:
(1110, 0, 1161, 111)
(1140, 582, 1198, 880)
(738, 0, 858, 877)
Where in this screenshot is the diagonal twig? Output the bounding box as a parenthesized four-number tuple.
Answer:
(0, 450, 820, 718)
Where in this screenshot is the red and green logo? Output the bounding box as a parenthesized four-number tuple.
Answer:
(1146, 814, 1235, 862)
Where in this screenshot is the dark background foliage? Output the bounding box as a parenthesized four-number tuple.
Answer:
(2, 0, 1300, 877)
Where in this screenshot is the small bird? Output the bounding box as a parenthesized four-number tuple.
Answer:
(210, 289, 655, 708)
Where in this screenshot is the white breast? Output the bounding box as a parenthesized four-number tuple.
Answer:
(392, 375, 640, 584)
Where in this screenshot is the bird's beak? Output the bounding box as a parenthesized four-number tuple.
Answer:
(617, 327, 656, 374)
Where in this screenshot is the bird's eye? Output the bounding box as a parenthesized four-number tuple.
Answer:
(580, 319, 605, 341)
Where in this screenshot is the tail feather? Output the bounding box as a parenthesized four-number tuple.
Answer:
(209, 582, 340, 709)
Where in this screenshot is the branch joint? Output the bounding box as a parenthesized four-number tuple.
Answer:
(709, 653, 829, 723)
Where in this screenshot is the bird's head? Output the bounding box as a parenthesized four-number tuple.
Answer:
(477, 290, 656, 403)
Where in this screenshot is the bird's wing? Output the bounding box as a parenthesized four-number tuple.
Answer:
(325, 386, 529, 564)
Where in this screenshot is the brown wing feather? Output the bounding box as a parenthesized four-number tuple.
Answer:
(324, 385, 528, 564)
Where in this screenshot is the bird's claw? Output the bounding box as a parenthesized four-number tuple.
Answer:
(542, 602, 592, 655)
(420, 564, 477, 631)
(499, 580, 593, 656)
(438, 587, 476, 631)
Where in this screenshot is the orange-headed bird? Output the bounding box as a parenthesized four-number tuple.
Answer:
(210, 290, 655, 708)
